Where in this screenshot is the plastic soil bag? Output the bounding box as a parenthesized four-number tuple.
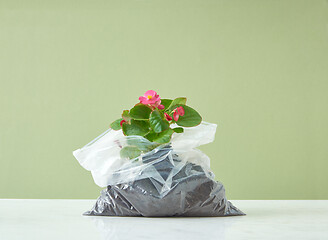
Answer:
(73, 122, 245, 217)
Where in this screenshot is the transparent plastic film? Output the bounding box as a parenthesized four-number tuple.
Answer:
(73, 121, 245, 217)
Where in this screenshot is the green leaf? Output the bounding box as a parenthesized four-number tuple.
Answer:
(173, 127, 184, 133)
(122, 119, 150, 136)
(145, 129, 174, 143)
(160, 99, 173, 110)
(122, 110, 131, 124)
(120, 146, 141, 159)
(130, 104, 152, 120)
(167, 97, 187, 110)
(149, 109, 169, 133)
(144, 130, 156, 141)
(174, 104, 202, 127)
(110, 118, 123, 130)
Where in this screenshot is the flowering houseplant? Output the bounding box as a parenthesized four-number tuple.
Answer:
(110, 90, 202, 158)
(74, 90, 245, 217)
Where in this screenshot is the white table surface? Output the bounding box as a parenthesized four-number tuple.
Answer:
(1, 200, 327, 240)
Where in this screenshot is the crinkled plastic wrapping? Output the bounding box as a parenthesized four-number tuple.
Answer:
(73, 122, 245, 217)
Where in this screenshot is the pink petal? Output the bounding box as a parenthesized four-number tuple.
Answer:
(158, 104, 164, 110)
(151, 95, 161, 102)
(173, 111, 179, 121)
(177, 106, 185, 116)
(144, 90, 157, 97)
(147, 99, 159, 104)
(120, 120, 126, 127)
(164, 113, 172, 121)
(139, 96, 148, 104)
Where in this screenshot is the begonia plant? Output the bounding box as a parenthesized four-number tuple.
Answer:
(110, 90, 202, 158)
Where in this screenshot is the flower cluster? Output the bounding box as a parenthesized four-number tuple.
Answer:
(164, 107, 184, 121)
(139, 90, 164, 110)
(110, 90, 202, 146)
(139, 90, 185, 122)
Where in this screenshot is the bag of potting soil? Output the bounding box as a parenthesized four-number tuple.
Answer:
(73, 122, 245, 217)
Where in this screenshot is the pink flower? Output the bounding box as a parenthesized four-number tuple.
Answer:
(139, 90, 164, 109)
(139, 90, 161, 105)
(173, 106, 185, 121)
(164, 113, 172, 121)
(120, 119, 126, 127)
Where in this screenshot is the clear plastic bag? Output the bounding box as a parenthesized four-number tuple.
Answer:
(73, 122, 245, 217)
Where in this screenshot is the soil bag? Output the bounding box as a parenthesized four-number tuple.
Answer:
(73, 122, 245, 217)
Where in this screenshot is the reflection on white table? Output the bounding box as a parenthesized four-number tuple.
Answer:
(1, 200, 327, 240)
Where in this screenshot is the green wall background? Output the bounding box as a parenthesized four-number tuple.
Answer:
(1, 0, 328, 199)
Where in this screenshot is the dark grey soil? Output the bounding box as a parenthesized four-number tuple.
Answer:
(84, 146, 245, 217)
